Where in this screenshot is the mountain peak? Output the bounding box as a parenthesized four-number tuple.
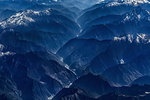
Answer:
(100, 0, 150, 7)
(107, 0, 149, 3)
(0, 9, 51, 28)
(123, 7, 150, 22)
(114, 34, 150, 43)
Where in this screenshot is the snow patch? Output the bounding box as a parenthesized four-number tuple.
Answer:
(0, 44, 15, 57)
(65, 64, 69, 69)
(122, 0, 149, 4)
(96, 0, 105, 4)
(105, 0, 150, 7)
(123, 8, 150, 22)
(65, 82, 72, 88)
(0, 51, 15, 57)
(114, 33, 150, 43)
(48, 95, 54, 100)
(120, 59, 125, 64)
(106, 2, 121, 7)
(60, 57, 64, 62)
(53, 0, 58, 2)
(145, 92, 150, 94)
(114, 36, 126, 41)
(39, 81, 46, 85)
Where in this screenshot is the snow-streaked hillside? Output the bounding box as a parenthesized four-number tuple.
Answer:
(1, 0, 150, 100)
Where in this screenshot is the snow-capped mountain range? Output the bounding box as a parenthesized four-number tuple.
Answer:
(0, 9, 51, 28)
(114, 34, 150, 43)
(0, 0, 149, 29)
(1, 0, 150, 100)
(123, 7, 150, 22)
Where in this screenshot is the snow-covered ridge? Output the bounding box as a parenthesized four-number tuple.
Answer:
(123, 7, 150, 22)
(0, 9, 51, 28)
(104, 0, 150, 7)
(114, 33, 150, 43)
(120, 0, 149, 4)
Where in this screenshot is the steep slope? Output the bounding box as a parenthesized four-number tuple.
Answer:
(52, 88, 96, 100)
(86, 35, 150, 75)
(0, 9, 16, 21)
(102, 53, 150, 86)
(58, 33, 150, 78)
(53, 73, 113, 100)
(61, 0, 103, 9)
(57, 38, 111, 76)
(53, 73, 150, 100)
(71, 73, 113, 98)
(0, 49, 77, 100)
(80, 7, 150, 41)
(80, 24, 115, 41)
(0, 8, 80, 53)
(131, 76, 150, 85)
(78, 3, 137, 28)
(0, 71, 22, 100)
(1, 0, 150, 100)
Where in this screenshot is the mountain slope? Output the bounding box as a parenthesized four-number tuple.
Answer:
(0, 50, 77, 100)
(0, 8, 80, 53)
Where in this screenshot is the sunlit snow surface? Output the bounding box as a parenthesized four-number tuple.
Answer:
(104, 0, 150, 7)
(114, 34, 150, 43)
(0, 0, 150, 100)
(0, 9, 51, 28)
(48, 95, 54, 100)
(120, 59, 125, 64)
